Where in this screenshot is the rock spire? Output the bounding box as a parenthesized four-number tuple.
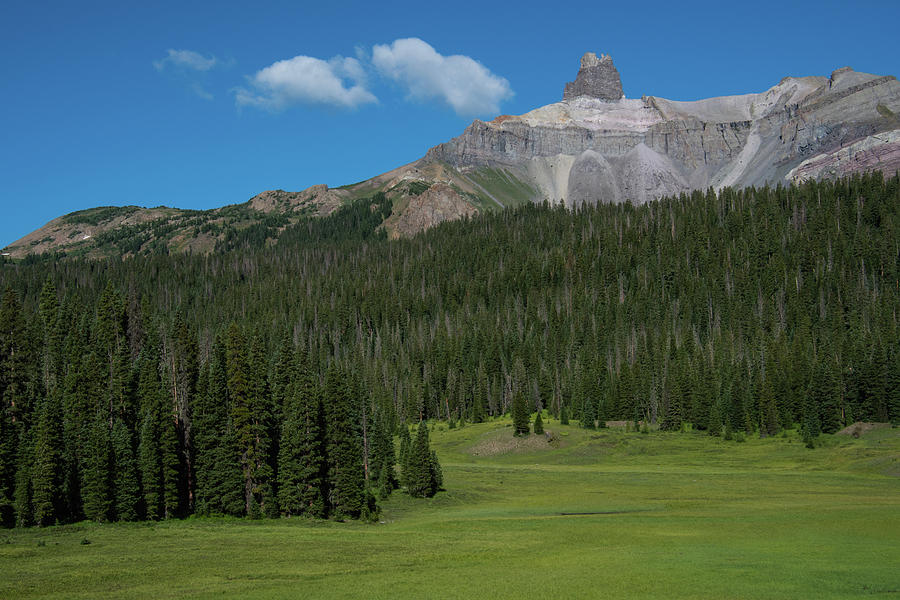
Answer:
(563, 52, 624, 102)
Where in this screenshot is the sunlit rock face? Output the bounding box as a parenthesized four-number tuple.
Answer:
(563, 52, 625, 102)
(426, 53, 900, 206)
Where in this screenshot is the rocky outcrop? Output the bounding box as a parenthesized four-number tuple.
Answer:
(563, 52, 624, 101)
(427, 55, 900, 206)
(385, 183, 477, 238)
(248, 185, 346, 216)
(786, 129, 900, 183)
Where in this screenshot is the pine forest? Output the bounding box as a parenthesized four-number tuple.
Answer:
(1, 173, 898, 527)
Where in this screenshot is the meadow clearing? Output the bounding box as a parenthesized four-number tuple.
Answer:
(2, 419, 898, 599)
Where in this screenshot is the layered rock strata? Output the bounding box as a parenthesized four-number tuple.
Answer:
(426, 55, 900, 206)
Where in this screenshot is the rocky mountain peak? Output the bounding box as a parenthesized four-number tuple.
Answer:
(563, 51, 624, 102)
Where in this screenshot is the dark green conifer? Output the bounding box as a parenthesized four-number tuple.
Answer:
(376, 455, 393, 500)
(369, 416, 396, 495)
(192, 338, 243, 517)
(581, 396, 597, 430)
(158, 378, 182, 519)
(111, 419, 140, 521)
(81, 414, 112, 522)
(661, 372, 683, 432)
(533, 411, 544, 435)
(226, 323, 253, 516)
(38, 278, 63, 394)
(888, 346, 900, 425)
(511, 391, 530, 436)
(30, 393, 63, 526)
(278, 353, 326, 518)
(707, 396, 722, 437)
(760, 378, 779, 436)
(809, 358, 841, 434)
(247, 335, 277, 518)
(0, 288, 30, 527)
(323, 366, 365, 519)
(430, 449, 443, 492)
(406, 422, 437, 498)
(398, 425, 412, 488)
(138, 406, 162, 519)
(13, 429, 33, 527)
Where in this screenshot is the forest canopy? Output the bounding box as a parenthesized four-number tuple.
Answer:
(0, 173, 898, 527)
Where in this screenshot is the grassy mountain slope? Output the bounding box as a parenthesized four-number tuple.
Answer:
(1, 160, 540, 259)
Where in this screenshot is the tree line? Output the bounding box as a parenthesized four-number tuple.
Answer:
(0, 281, 445, 527)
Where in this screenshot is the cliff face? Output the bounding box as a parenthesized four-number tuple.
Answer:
(426, 53, 900, 206)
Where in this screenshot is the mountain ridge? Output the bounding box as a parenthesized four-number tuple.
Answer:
(5, 54, 899, 259)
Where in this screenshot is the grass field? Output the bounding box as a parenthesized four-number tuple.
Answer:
(2, 419, 898, 599)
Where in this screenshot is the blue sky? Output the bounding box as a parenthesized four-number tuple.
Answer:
(2, 0, 899, 247)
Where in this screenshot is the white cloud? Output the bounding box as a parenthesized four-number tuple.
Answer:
(191, 83, 214, 101)
(154, 49, 218, 72)
(372, 38, 512, 116)
(235, 55, 376, 110)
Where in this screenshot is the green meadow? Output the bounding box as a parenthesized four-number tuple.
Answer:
(2, 420, 898, 599)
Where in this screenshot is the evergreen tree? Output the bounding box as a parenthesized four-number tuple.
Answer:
(533, 411, 544, 435)
(760, 377, 779, 436)
(135, 340, 182, 520)
(192, 338, 243, 517)
(30, 392, 63, 526)
(138, 406, 162, 519)
(398, 425, 412, 489)
(660, 370, 683, 432)
(369, 415, 396, 496)
(801, 378, 823, 449)
(0, 412, 15, 527)
(13, 428, 33, 527)
(888, 346, 900, 425)
(277, 353, 326, 518)
(81, 414, 112, 522)
(38, 278, 63, 394)
(471, 381, 486, 424)
(809, 358, 842, 434)
(323, 367, 365, 519)
(159, 378, 182, 519)
(430, 449, 443, 492)
(707, 396, 723, 437)
(406, 422, 438, 498)
(226, 323, 254, 516)
(247, 335, 277, 518)
(169, 312, 198, 513)
(376, 454, 394, 500)
(111, 419, 140, 521)
(511, 390, 530, 436)
(0, 288, 30, 527)
(581, 394, 597, 430)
